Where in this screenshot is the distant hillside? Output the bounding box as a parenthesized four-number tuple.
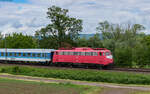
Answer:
(79, 34, 102, 39)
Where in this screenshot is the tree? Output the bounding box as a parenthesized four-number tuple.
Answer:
(36, 6, 83, 48)
(76, 37, 89, 47)
(96, 21, 146, 67)
(88, 33, 103, 48)
(38, 36, 58, 49)
(0, 33, 37, 48)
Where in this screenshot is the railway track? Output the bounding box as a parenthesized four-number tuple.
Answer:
(0, 62, 150, 73)
(108, 67, 150, 73)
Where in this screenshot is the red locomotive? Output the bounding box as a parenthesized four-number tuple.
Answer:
(52, 47, 113, 67)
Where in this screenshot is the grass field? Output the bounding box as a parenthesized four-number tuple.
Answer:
(0, 78, 101, 94)
(0, 78, 148, 94)
(133, 91, 150, 94)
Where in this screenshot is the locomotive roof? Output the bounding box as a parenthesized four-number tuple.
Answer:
(0, 49, 55, 53)
(57, 47, 110, 52)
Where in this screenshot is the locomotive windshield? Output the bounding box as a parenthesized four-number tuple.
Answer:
(105, 52, 110, 56)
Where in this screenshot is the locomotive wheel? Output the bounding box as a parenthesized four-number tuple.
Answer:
(85, 65, 89, 69)
(97, 65, 102, 70)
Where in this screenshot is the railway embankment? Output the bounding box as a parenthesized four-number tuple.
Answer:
(0, 66, 150, 85)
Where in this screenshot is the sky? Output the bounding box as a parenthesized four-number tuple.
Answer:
(0, 0, 150, 35)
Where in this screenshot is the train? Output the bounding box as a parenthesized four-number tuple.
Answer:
(0, 47, 113, 68)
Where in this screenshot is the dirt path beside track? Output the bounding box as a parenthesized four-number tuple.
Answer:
(0, 73, 149, 94)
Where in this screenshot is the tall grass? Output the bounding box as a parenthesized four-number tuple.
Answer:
(0, 66, 150, 85)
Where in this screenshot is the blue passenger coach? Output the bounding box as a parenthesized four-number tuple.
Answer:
(0, 49, 54, 62)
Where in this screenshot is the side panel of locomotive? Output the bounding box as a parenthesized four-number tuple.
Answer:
(52, 47, 113, 66)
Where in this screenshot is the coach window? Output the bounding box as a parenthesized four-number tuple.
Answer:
(23, 53, 26, 57)
(42, 53, 45, 57)
(19, 53, 21, 56)
(15, 53, 17, 57)
(1, 52, 4, 56)
(37, 53, 41, 57)
(9, 53, 12, 56)
(45, 54, 48, 57)
(28, 53, 31, 57)
(32, 53, 36, 57)
(5, 53, 8, 56)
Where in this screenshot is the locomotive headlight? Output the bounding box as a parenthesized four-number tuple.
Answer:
(106, 55, 113, 59)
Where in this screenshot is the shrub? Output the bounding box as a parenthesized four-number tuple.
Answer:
(1, 66, 150, 85)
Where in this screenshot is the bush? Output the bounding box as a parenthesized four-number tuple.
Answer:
(1, 66, 150, 85)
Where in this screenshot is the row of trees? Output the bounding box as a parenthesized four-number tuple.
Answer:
(1, 6, 150, 68)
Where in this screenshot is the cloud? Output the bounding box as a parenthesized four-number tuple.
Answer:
(1, 0, 150, 35)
